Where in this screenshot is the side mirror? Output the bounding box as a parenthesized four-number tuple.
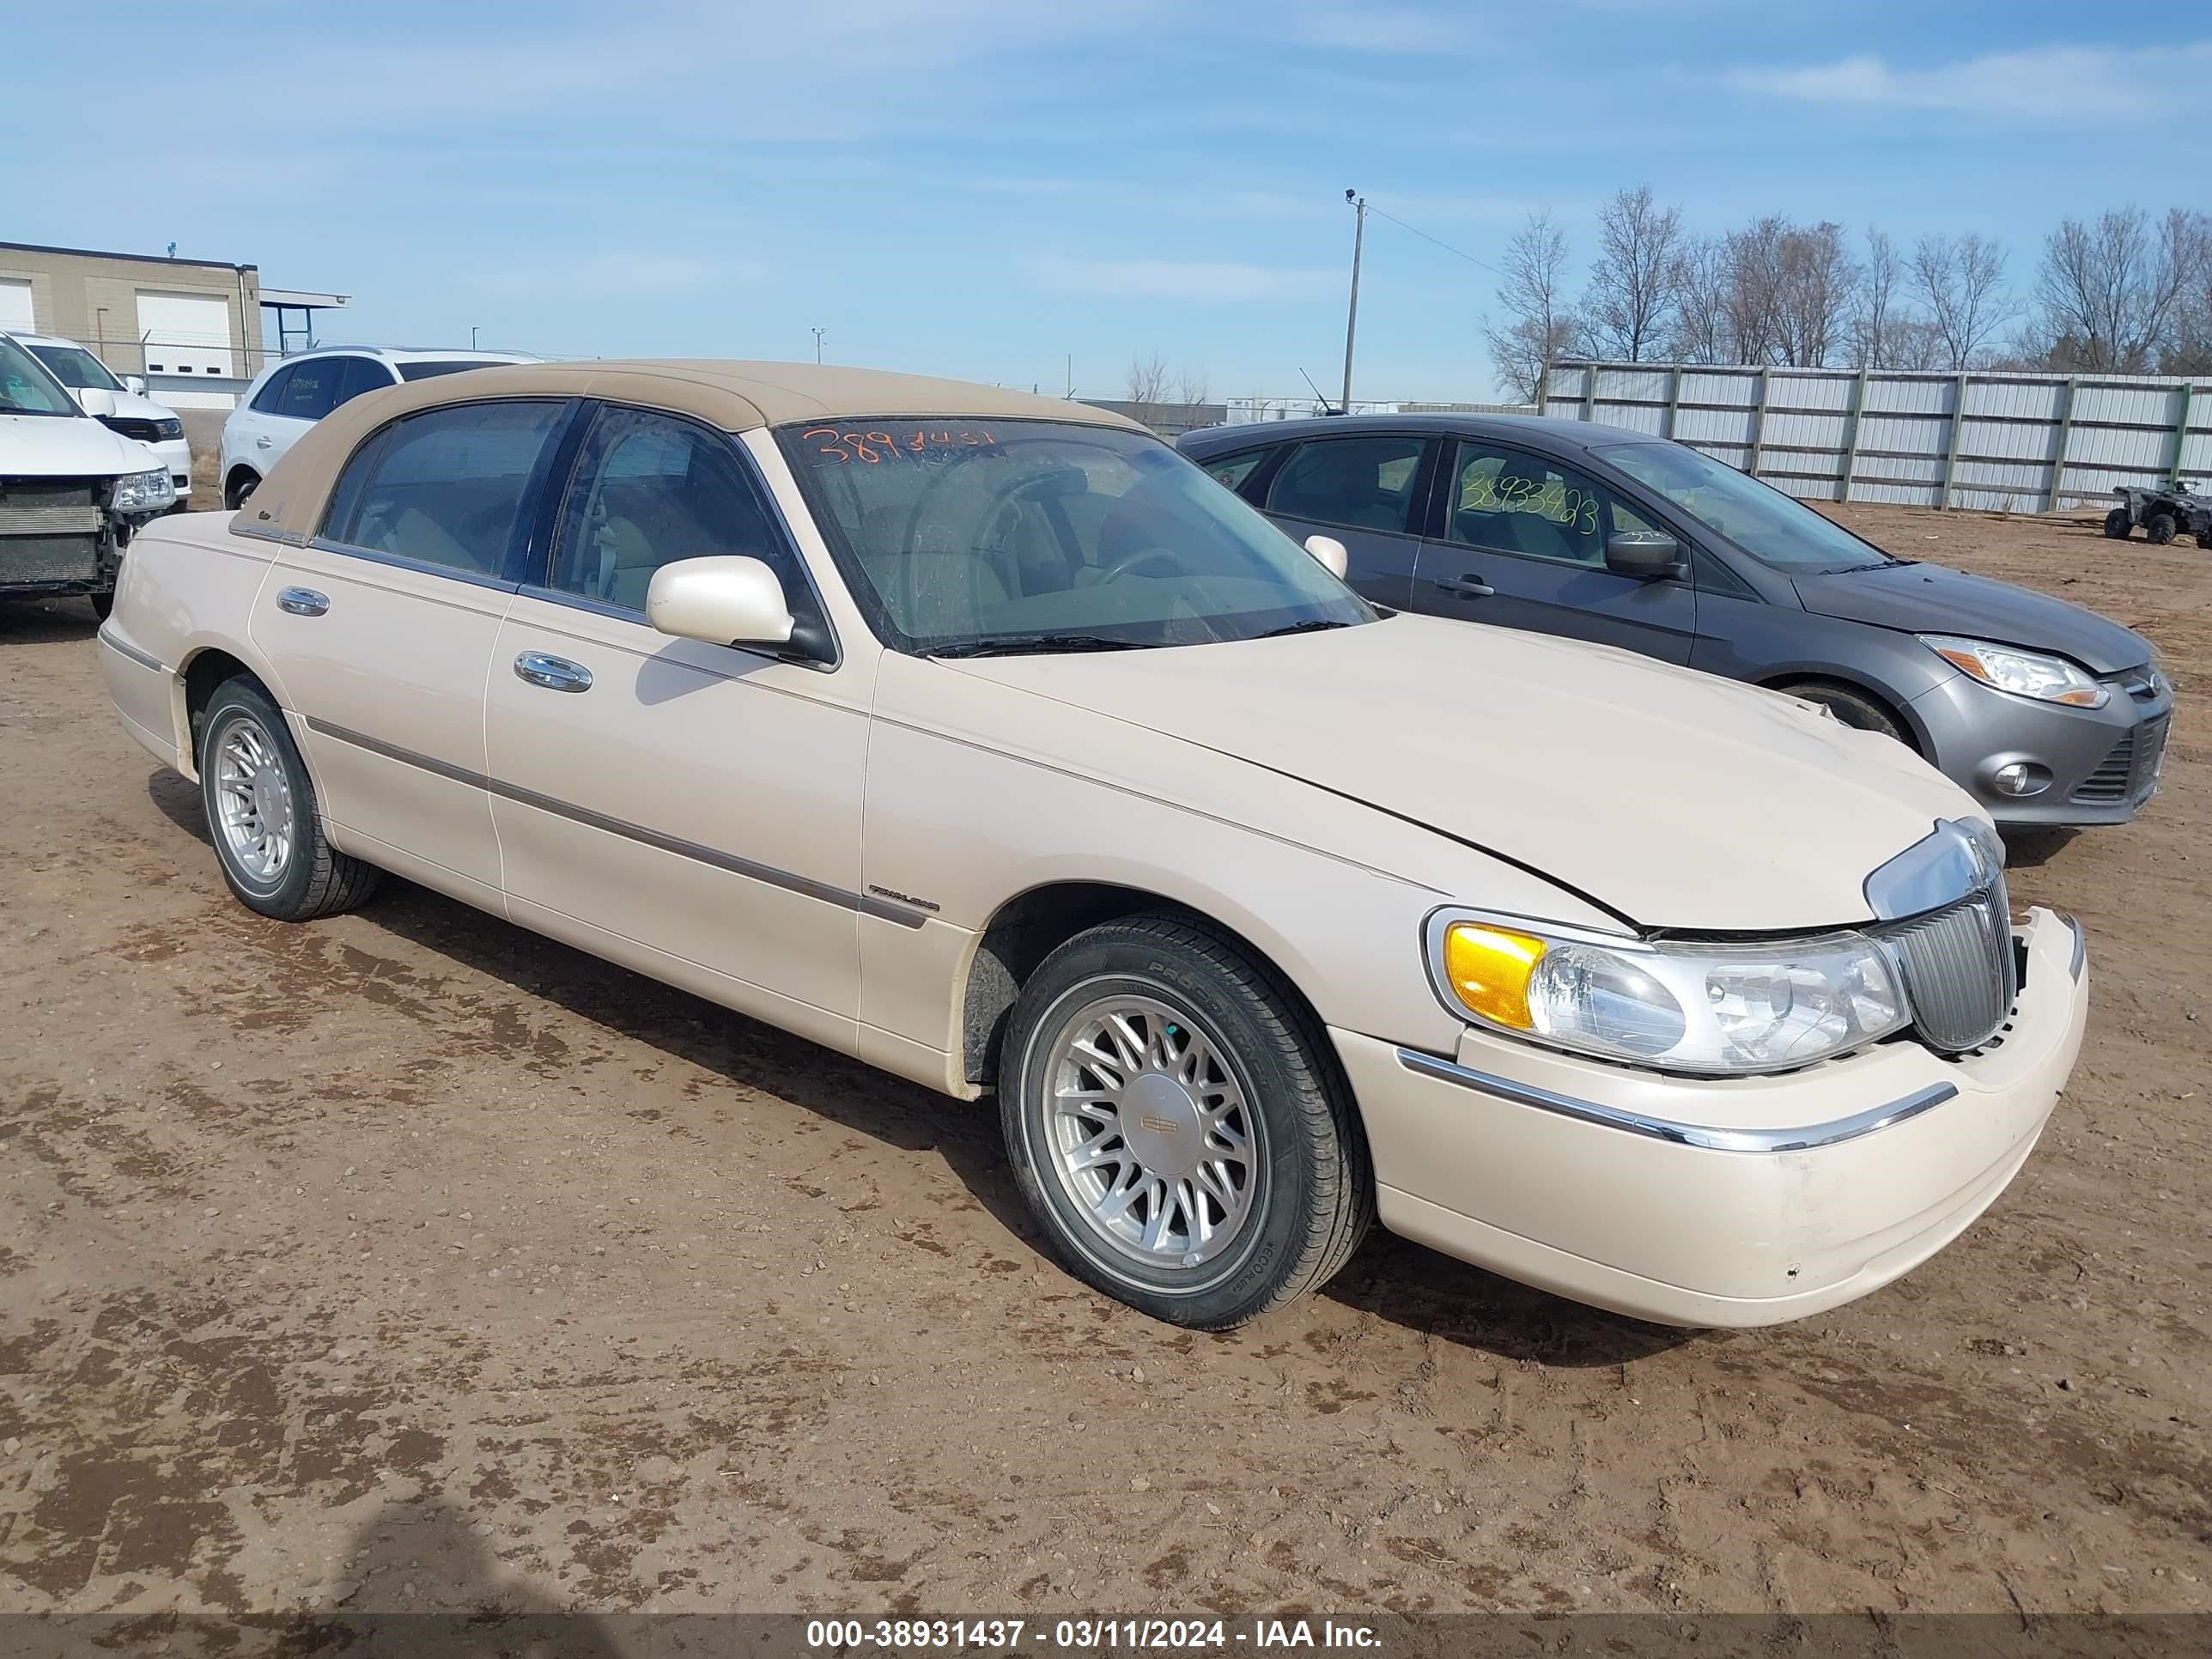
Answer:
(78, 387, 118, 419)
(1304, 533, 1350, 580)
(1605, 531, 1685, 580)
(124, 375, 148, 396)
(647, 556, 795, 649)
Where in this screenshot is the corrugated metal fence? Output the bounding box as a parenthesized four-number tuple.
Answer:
(1542, 362, 2211, 513)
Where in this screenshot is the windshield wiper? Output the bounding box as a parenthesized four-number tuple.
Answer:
(926, 634, 1152, 659)
(1256, 619, 1353, 638)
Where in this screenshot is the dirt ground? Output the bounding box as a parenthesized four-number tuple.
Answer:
(0, 502, 2206, 1622)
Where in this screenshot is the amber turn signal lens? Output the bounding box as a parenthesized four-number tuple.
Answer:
(1442, 923, 1547, 1030)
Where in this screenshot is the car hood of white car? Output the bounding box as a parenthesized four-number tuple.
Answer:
(0, 410, 166, 477)
(71, 386, 181, 427)
(945, 610, 1977, 933)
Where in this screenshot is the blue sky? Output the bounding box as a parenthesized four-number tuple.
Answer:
(9, 1, 2208, 400)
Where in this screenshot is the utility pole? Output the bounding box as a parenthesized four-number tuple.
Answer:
(811, 327, 827, 364)
(1340, 189, 1365, 414)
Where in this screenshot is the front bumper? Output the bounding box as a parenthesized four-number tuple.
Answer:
(1334, 905, 2087, 1328)
(1911, 667, 2172, 827)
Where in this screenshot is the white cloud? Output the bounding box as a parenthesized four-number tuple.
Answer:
(1735, 42, 2212, 121)
(1020, 254, 1336, 301)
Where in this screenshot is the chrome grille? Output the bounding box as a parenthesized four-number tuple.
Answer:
(1877, 877, 2015, 1054)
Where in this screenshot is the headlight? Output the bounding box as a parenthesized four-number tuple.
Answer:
(1921, 634, 2107, 708)
(155, 416, 183, 441)
(1431, 914, 1911, 1076)
(111, 468, 175, 514)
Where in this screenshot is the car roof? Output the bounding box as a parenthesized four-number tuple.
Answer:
(240, 359, 1148, 545)
(1177, 410, 1666, 453)
(278, 346, 541, 365)
(9, 332, 90, 349)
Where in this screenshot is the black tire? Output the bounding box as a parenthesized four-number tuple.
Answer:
(998, 913, 1371, 1330)
(2146, 512, 2177, 545)
(1778, 679, 1911, 747)
(224, 471, 259, 511)
(198, 678, 380, 921)
(2102, 507, 2131, 539)
(89, 590, 113, 621)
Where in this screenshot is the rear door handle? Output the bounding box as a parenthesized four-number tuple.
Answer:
(514, 652, 592, 694)
(1433, 574, 1495, 599)
(276, 586, 328, 617)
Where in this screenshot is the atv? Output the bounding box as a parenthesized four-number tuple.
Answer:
(2105, 483, 2212, 548)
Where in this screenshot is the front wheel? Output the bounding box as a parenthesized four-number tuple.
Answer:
(2146, 512, 2178, 545)
(198, 678, 380, 921)
(999, 915, 1371, 1329)
(2102, 507, 2131, 539)
(1778, 679, 1911, 748)
(89, 590, 113, 621)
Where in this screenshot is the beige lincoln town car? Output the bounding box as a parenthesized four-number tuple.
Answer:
(97, 362, 2090, 1331)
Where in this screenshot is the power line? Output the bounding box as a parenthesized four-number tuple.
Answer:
(1364, 203, 1508, 282)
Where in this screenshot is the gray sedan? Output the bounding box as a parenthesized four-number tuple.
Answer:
(1178, 414, 2172, 829)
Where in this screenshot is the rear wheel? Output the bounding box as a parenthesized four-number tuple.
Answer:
(2146, 512, 2178, 545)
(999, 914, 1370, 1330)
(1778, 679, 1911, 747)
(198, 678, 380, 921)
(2102, 507, 2131, 539)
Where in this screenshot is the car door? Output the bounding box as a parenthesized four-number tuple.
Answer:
(259, 355, 349, 468)
(1257, 433, 1434, 608)
(251, 397, 570, 905)
(223, 363, 295, 483)
(485, 403, 866, 1038)
(1409, 436, 1698, 664)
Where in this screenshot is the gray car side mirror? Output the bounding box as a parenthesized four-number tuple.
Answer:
(1605, 531, 1685, 580)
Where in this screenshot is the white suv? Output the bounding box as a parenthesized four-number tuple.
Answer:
(218, 345, 537, 508)
(15, 333, 193, 501)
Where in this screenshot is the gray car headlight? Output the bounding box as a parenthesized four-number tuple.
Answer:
(1430, 913, 1911, 1076)
(112, 467, 176, 514)
(1920, 634, 2108, 709)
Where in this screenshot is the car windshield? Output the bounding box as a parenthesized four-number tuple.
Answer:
(1595, 441, 1894, 571)
(26, 343, 123, 392)
(781, 417, 1376, 653)
(0, 337, 83, 417)
(397, 360, 510, 381)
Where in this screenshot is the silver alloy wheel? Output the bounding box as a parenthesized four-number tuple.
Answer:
(1042, 994, 1264, 1272)
(212, 714, 295, 884)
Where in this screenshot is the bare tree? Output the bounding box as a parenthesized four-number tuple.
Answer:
(1849, 228, 1904, 368)
(1124, 351, 1171, 418)
(1774, 222, 1857, 368)
(2166, 217, 2212, 374)
(2032, 207, 2196, 372)
(1582, 185, 1684, 362)
(1172, 367, 1212, 410)
(1720, 216, 1789, 363)
(1666, 234, 1733, 364)
(1911, 232, 2015, 369)
(1483, 210, 1579, 404)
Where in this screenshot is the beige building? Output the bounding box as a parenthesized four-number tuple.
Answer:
(1, 240, 346, 409)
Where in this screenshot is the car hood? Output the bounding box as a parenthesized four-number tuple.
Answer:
(1793, 562, 2148, 675)
(72, 386, 180, 424)
(946, 612, 1974, 932)
(0, 410, 160, 477)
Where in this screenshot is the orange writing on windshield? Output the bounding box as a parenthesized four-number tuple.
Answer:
(800, 426, 1000, 465)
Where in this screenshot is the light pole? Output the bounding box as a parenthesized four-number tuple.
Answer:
(471, 325, 479, 349)
(811, 327, 827, 364)
(1340, 189, 1365, 415)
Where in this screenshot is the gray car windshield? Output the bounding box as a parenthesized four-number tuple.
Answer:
(0, 337, 82, 417)
(1595, 441, 1892, 571)
(26, 343, 124, 392)
(781, 418, 1374, 653)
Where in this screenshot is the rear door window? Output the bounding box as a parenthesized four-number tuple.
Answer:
(1265, 436, 1428, 534)
(323, 400, 566, 579)
(248, 364, 296, 414)
(275, 358, 346, 422)
(331, 356, 398, 410)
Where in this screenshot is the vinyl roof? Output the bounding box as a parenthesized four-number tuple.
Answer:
(239, 359, 1146, 544)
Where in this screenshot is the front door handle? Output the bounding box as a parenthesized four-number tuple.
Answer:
(514, 652, 592, 694)
(276, 586, 329, 617)
(1433, 574, 1495, 599)
(254, 435, 273, 449)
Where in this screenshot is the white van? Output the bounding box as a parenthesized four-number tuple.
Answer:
(1, 331, 176, 617)
(14, 332, 193, 501)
